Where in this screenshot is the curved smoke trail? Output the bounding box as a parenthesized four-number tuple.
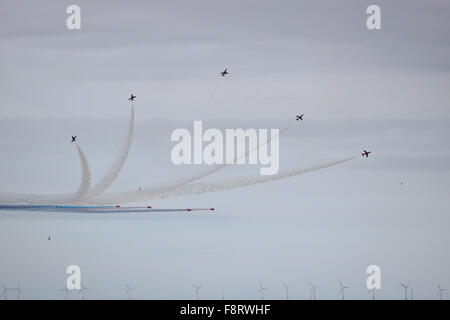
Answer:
(0, 144, 92, 204)
(84, 104, 134, 199)
(90, 157, 355, 204)
(70, 144, 91, 201)
(155, 121, 295, 194)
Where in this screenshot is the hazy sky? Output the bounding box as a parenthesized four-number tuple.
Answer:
(0, 0, 450, 299)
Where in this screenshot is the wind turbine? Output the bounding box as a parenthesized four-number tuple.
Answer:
(1, 283, 11, 300)
(79, 282, 88, 300)
(282, 282, 292, 300)
(125, 283, 135, 300)
(309, 282, 318, 300)
(400, 283, 411, 300)
(368, 288, 376, 300)
(338, 281, 349, 300)
(193, 284, 202, 300)
(13, 283, 23, 300)
(222, 288, 225, 300)
(59, 287, 70, 300)
(258, 281, 267, 300)
(438, 283, 446, 300)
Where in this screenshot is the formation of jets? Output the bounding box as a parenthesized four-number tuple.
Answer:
(70, 72, 375, 167)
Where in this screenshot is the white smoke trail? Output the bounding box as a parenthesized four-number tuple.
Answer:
(84, 104, 134, 199)
(90, 157, 355, 204)
(158, 157, 355, 199)
(155, 121, 295, 194)
(0, 103, 133, 204)
(0, 144, 92, 204)
(70, 144, 91, 201)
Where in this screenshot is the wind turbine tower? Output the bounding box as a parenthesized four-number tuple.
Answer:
(400, 283, 411, 300)
(338, 281, 349, 300)
(368, 288, 376, 300)
(282, 282, 292, 300)
(258, 282, 267, 300)
(125, 283, 135, 300)
(1, 283, 11, 300)
(193, 284, 202, 300)
(13, 283, 23, 300)
(438, 283, 446, 300)
(309, 282, 318, 300)
(80, 282, 88, 300)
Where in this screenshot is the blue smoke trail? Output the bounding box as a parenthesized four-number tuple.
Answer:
(0, 204, 214, 214)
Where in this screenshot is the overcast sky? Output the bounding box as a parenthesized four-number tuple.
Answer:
(0, 0, 450, 299)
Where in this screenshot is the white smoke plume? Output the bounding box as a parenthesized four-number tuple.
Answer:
(70, 144, 91, 201)
(84, 104, 134, 199)
(154, 121, 295, 194)
(0, 104, 134, 205)
(90, 157, 355, 204)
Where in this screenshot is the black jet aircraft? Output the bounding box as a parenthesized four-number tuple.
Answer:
(71, 136, 77, 143)
(296, 114, 304, 121)
(129, 94, 136, 101)
(362, 150, 372, 158)
(220, 68, 228, 77)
